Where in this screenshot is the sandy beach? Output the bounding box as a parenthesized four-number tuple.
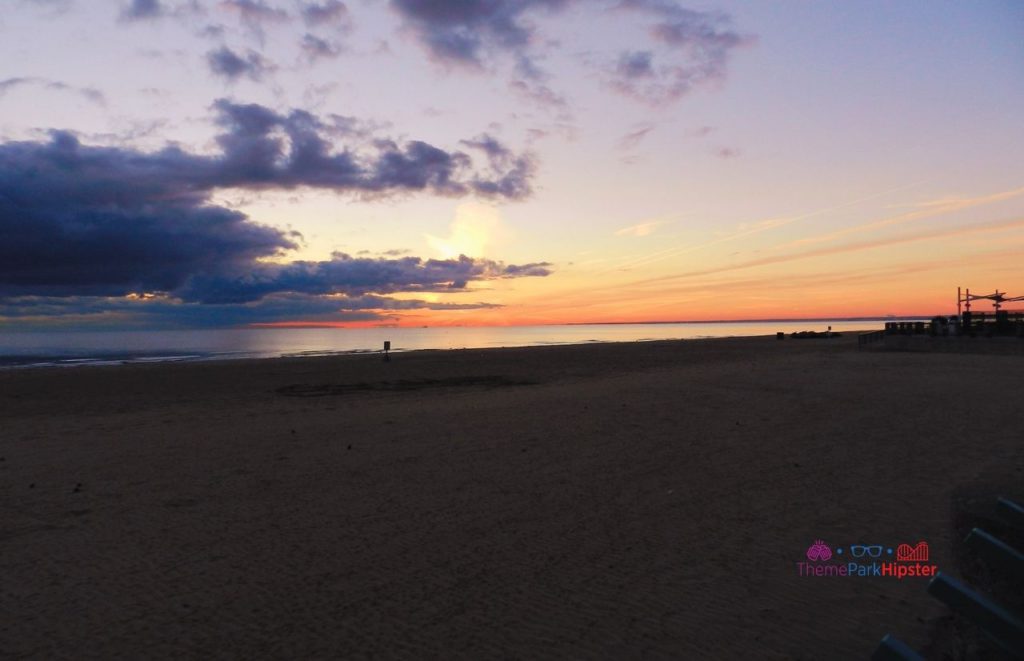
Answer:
(2, 335, 1021, 659)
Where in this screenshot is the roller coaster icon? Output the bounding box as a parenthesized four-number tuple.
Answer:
(896, 541, 929, 562)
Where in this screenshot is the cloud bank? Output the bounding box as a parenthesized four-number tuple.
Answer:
(0, 100, 547, 326)
(0, 291, 509, 329)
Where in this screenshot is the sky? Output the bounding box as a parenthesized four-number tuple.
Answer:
(1, 0, 1022, 329)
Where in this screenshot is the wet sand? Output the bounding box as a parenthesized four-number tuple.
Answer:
(2, 335, 1021, 658)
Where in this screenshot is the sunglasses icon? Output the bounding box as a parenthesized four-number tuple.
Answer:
(850, 545, 883, 558)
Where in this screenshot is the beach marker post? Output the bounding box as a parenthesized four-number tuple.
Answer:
(383, 340, 391, 362)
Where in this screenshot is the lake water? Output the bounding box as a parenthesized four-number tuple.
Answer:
(0, 320, 898, 368)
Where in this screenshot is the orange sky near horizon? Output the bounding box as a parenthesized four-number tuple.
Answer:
(257, 186, 1024, 327)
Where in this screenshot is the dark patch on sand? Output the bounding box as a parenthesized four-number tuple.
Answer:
(275, 375, 538, 397)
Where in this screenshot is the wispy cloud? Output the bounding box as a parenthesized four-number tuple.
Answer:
(219, 0, 288, 23)
(640, 216, 1024, 284)
(218, 0, 289, 43)
(614, 219, 669, 237)
(0, 76, 105, 105)
(617, 123, 655, 151)
(607, 181, 927, 273)
(779, 186, 1024, 251)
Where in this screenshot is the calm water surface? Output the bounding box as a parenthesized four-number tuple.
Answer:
(0, 320, 894, 368)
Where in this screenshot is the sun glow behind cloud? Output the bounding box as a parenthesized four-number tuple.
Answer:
(426, 203, 510, 260)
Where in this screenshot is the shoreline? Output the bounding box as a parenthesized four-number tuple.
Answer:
(0, 327, 870, 371)
(0, 332, 847, 372)
(3, 335, 1020, 658)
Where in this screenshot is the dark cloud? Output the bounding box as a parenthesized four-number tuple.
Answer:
(0, 77, 105, 105)
(0, 100, 547, 325)
(607, 0, 753, 105)
(0, 77, 36, 95)
(0, 98, 535, 202)
(198, 23, 227, 39)
(389, 0, 750, 109)
(296, 1, 350, 60)
(616, 51, 654, 79)
(458, 134, 536, 199)
(300, 0, 349, 27)
(199, 100, 533, 196)
(0, 292, 505, 329)
(0, 130, 293, 298)
(176, 253, 552, 304)
(499, 262, 554, 277)
(119, 0, 203, 22)
(506, 51, 572, 113)
(206, 46, 274, 81)
(460, 134, 514, 161)
(120, 0, 163, 20)
(389, 0, 569, 69)
(300, 33, 342, 61)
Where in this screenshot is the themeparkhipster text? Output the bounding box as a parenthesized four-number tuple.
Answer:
(797, 540, 938, 579)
